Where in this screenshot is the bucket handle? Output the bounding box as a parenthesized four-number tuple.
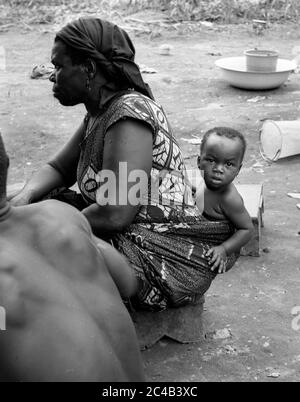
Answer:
(259, 125, 281, 162)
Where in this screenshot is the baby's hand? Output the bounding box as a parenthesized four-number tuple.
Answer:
(205, 245, 227, 273)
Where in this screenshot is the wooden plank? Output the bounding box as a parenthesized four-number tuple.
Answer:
(236, 184, 263, 219)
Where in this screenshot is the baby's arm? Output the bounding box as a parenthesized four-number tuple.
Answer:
(207, 187, 253, 273)
(221, 187, 254, 255)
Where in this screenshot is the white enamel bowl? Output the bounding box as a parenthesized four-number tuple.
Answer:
(215, 57, 297, 90)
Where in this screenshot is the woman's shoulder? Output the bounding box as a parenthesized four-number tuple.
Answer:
(112, 91, 162, 111)
(105, 91, 166, 134)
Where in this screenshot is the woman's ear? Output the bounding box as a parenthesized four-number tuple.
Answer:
(85, 59, 97, 79)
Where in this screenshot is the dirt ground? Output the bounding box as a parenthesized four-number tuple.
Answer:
(1, 17, 300, 382)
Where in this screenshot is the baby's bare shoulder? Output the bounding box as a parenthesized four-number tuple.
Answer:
(222, 184, 245, 211)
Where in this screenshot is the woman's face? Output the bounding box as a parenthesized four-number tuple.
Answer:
(49, 40, 87, 106)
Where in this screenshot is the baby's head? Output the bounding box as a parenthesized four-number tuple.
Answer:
(197, 127, 246, 191)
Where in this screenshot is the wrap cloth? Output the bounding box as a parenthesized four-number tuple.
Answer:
(55, 17, 154, 108)
(45, 189, 239, 312)
(113, 219, 239, 311)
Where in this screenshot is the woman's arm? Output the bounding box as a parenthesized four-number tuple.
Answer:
(92, 236, 138, 298)
(82, 118, 153, 238)
(8, 164, 66, 206)
(9, 121, 85, 206)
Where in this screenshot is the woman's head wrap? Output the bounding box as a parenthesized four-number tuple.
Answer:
(55, 18, 154, 108)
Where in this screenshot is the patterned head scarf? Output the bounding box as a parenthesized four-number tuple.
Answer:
(55, 18, 154, 109)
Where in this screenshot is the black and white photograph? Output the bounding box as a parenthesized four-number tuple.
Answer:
(0, 0, 299, 385)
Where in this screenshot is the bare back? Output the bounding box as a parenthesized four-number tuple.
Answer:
(0, 200, 144, 381)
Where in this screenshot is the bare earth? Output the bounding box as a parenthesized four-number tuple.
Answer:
(1, 18, 300, 382)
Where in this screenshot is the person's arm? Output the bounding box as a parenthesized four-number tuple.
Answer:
(92, 236, 138, 298)
(221, 189, 254, 255)
(82, 118, 153, 238)
(207, 188, 253, 273)
(8, 164, 66, 206)
(8, 121, 85, 206)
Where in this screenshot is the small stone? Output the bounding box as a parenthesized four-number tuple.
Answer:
(212, 328, 232, 340)
(159, 44, 173, 56)
(202, 354, 212, 362)
(267, 372, 280, 378)
(223, 345, 237, 355)
(292, 355, 300, 363)
(158, 341, 168, 348)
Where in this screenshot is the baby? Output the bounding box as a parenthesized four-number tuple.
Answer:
(197, 127, 254, 273)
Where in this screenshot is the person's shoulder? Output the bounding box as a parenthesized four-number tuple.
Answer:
(34, 200, 90, 230)
(111, 92, 162, 117)
(115, 91, 160, 107)
(33, 200, 93, 247)
(106, 91, 161, 135)
(222, 184, 245, 211)
(36, 199, 78, 215)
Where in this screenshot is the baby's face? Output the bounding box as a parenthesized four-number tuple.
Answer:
(199, 133, 243, 191)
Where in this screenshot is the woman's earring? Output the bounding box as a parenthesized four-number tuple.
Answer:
(86, 77, 91, 91)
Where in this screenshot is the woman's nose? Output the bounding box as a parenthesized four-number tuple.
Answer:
(49, 70, 56, 83)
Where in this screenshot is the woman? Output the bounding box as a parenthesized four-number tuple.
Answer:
(10, 18, 238, 311)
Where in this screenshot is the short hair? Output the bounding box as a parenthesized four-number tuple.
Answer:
(200, 126, 246, 161)
(0, 134, 8, 198)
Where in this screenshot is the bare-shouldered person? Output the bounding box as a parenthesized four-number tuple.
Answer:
(0, 135, 144, 382)
(197, 127, 254, 274)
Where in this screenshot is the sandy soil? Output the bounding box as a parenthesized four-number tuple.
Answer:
(1, 19, 300, 382)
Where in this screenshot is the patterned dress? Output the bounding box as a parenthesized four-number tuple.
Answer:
(73, 91, 238, 311)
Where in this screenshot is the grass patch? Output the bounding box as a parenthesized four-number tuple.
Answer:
(125, 0, 300, 23)
(0, 0, 299, 28)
